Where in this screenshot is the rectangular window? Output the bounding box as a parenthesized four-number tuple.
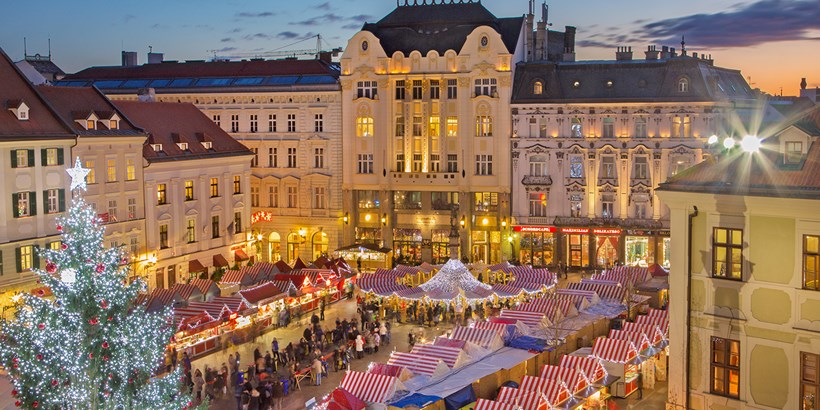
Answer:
(187, 219, 196, 243)
(127, 198, 137, 220)
(429, 80, 440, 99)
(313, 187, 326, 209)
(801, 352, 820, 409)
(633, 157, 648, 179)
(446, 116, 458, 137)
(599, 156, 616, 178)
(210, 178, 219, 197)
(447, 79, 458, 99)
(269, 147, 277, 168)
(357, 116, 374, 137)
(412, 116, 423, 137)
(12, 149, 33, 168)
(287, 147, 297, 168)
(157, 184, 167, 205)
(428, 116, 440, 138)
(314, 148, 324, 168)
(107, 200, 117, 222)
(268, 114, 276, 132)
(786, 141, 803, 164)
(393, 191, 422, 210)
(250, 114, 258, 133)
(412, 80, 423, 100)
(713, 227, 743, 280)
(287, 186, 298, 208)
(357, 80, 377, 99)
(129, 237, 138, 257)
(635, 202, 647, 219)
(711, 337, 740, 399)
(602, 117, 615, 138)
(357, 191, 380, 209)
(45, 189, 65, 214)
(212, 114, 221, 127)
(357, 154, 374, 174)
(43, 148, 63, 166)
(233, 175, 241, 194)
(395, 116, 405, 137)
(211, 215, 220, 239)
(234, 211, 242, 233)
(314, 114, 323, 132)
(230, 114, 239, 132)
(126, 158, 136, 181)
(529, 193, 547, 217)
(431, 192, 458, 210)
(85, 160, 95, 184)
(287, 114, 296, 132)
(268, 186, 278, 207)
(412, 154, 422, 172)
(159, 224, 169, 249)
(476, 115, 493, 136)
(635, 117, 647, 138)
(251, 186, 260, 207)
(395, 80, 406, 100)
(430, 154, 440, 172)
(474, 78, 497, 97)
(474, 192, 498, 213)
(447, 154, 458, 173)
(395, 153, 405, 172)
(184, 180, 194, 201)
(17, 245, 35, 272)
(672, 115, 691, 138)
(250, 147, 259, 167)
(602, 194, 614, 218)
(529, 157, 547, 176)
(106, 159, 117, 182)
(803, 235, 819, 291)
(570, 156, 584, 178)
(475, 154, 493, 175)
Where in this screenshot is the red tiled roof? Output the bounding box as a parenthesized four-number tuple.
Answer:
(112, 100, 252, 162)
(65, 59, 338, 80)
(0, 48, 73, 138)
(36, 86, 141, 134)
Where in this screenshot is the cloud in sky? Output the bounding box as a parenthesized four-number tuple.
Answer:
(220, 37, 234, 43)
(215, 46, 237, 53)
(242, 33, 275, 40)
(276, 31, 300, 40)
(291, 13, 345, 26)
(639, 0, 820, 48)
(236, 11, 275, 18)
(316, 2, 332, 10)
(341, 23, 361, 30)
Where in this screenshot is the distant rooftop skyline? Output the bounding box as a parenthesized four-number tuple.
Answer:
(2, 0, 817, 96)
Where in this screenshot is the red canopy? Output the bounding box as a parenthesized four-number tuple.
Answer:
(648, 263, 669, 277)
(322, 387, 366, 410)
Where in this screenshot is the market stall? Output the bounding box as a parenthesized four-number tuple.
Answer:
(387, 352, 450, 379)
(170, 307, 220, 357)
(558, 355, 607, 386)
(320, 387, 367, 410)
(368, 363, 414, 382)
(334, 243, 393, 271)
(410, 343, 473, 369)
(499, 310, 552, 330)
(496, 386, 550, 410)
(590, 338, 641, 398)
(539, 365, 593, 397)
(518, 376, 573, 409)
(566, 282, 625, 304)
(448, 326, 504, 351)
(170, 283, 203, 302)
(555, 289, 600, 310)
(338, 370, 406, 405)
(473, 398, 517, 410)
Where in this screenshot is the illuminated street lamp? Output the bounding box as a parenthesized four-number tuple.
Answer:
(740, 135, 761, 153)
(723, 137, 736, 149)
(707, 134, 719, 145)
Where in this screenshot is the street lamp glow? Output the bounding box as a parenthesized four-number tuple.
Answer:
(723, 137, 736, 149)
(740, 135, 761, 152)
(707, 135, 719, 144)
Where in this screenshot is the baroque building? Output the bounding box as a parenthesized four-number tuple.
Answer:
(510, 44, 757, 270)
(59, 57, 342, 265)
(340, 0, 571, 264)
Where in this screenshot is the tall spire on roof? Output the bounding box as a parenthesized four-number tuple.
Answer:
(680, 35, 686, 55)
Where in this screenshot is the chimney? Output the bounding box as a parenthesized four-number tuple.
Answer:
(147, 52, 164, 64)
(693, 52, 698, 59)
(801, 78, 807, 90)
(564, 26, 576, 52)
(645, 45, 660, 60)
(137, 88, 156, 102)
(525, 0, 535, 61)
(318, 51, 332, 63)
(121, 51, 138, 67)
(660, 46, 669, 59)
(615, 46, 633, 61)
(670, 47, 676, 57)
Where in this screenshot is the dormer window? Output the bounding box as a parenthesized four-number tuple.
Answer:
(533, 81, 543, 95)
(201, 141, 213, 150)
(86, 120, 96, 130)
(19, 109, 28, 120)
(151, 144, 163, 152)
(177, 142, 189, 151)
(109, 119, 119, 130)
(678, 78, 689, 93)
(785, 141, 803, 164)
(7, 101, 29, 121)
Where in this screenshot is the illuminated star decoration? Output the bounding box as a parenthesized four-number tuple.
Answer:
(66, 157, 90, 191)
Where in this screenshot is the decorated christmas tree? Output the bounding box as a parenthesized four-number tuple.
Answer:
(0, 158, 194, 409)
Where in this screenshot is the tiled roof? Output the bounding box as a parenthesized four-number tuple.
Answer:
(0, 48, 74, 138)
(65, 59, 338, 80)
(112, 100, 253, 162)
(24, 58, 65, 75)
(362, 2, 523, 55)
(36, 86, 143, 135)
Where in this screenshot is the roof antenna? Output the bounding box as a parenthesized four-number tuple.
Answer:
(48, 38, 51, 60)
(23, 37, 27, 57)
(680, 35, 686, 54)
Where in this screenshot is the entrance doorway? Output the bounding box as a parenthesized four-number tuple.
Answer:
(268, 232, 281, 262)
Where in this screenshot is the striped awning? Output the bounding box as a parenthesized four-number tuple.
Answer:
(592, 338, 639, 364)
(608, 329, 652, 354)
(499, 309, 551, 329)
(220, 269, 243, 284)
(519, 375, 572, 407)
(473, 398, 517, 410)
(623, 322, 666, 346)
(170, 283, 202, 301)
(449, 326, 503, 349)
(540, 364, 589, 394)
(496, 386, 547, 410)
(566, 282, 625, 303)
(339, 370, 401, 404)
(559, 355, 607, 384)
(474, 321, 508, 335)
(410, 344, 464, 368)
(234, 249, 249, 261)
(555, 288, 601, 305)
(387, 352, 447, 377)
(634, 316, 669, 337)
(646, 308, 668, 320)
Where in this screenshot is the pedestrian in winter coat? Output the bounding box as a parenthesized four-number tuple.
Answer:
(374, 332, 381, 353)
(312, 357, 324, 385)
(193, 369, 205, 402)
(355, 334, 364, 359)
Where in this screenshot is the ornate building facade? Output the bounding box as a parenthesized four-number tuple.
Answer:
(510, 45, 757, 269)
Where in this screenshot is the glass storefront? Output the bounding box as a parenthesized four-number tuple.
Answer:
(312, 231, 328, 260)
(287, 233, 301, 264)
(625, 236, 650, 266)
(471, 230, 489, 263)
(394, 228, 422, 264)
(565, 233, 590, 268)
(519, 232, 554, 267)
(355, 227, 382, 246)
(596, 235, 619, 267)
(660, 237, 671, 268)
(431, 229, 451, 264)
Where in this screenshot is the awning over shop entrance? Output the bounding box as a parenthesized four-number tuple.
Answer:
(188, 259, 207, 274)
(234, 249, 249, 261)
(213, 254, 229, 268)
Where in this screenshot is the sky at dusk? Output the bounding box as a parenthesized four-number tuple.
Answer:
(1, 0, 817, 96)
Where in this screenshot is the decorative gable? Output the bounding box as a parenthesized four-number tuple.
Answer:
(7, 100, 29, 121)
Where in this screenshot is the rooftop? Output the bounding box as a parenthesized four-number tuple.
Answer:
(36, 86, 143, 136)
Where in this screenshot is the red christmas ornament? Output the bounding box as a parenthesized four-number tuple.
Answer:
(14, 401, 20, 407)
(51, 379, 58, 387)
(103, 355, 109, 361)
(12, 357, 18, 363)
(46, 263, 57, 274)
(104, 392, 110, 398)
(102, 341, 109, 349)
(61, 243, 67, 250)
(128, 378, 133, 383)
(107, 316, 113, 322)
(56, 225, 62, 231)
(36, 289, 45, 297)
(100, 300, 108, 309)
(37, 323, 45, 330)
(121, 258, 128, 265)
(36, 354, 43, 360)
(89, 317, 99, 325)
(32, 401, 38, 408)
(12, 364, 17, 369)
(88, 353, 93, 359)
(108, 373, 113, 379)
(11, 390, 17, 396)
(96, 264, 104, 273)
(188, 401, 193, 407)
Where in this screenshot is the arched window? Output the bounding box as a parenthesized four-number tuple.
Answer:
(678, 78, 689, 93)
(268, 232, 281, 262)
(356, 116, 373, 137)
(533, 81, 543, 95)
(311, 231, 328, 260)
(287, 233, 301, 264)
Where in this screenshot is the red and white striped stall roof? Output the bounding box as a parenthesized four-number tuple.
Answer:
(623, 322, 666, 346)
(646, 308, 668, 320)
(592, 338, 639, 364)
(556, 288, 600, 303)
(496, 386, 548, 410)
(474, 321, 508, 335)
(473, 398, 517, 410)
(491, 283, 526, 297)
(410, 344, 463, 368)
(559, 355, 607, 383)
(449, 326, 503, 348)
(487, 262, 513, 273)
(387, 352, 446, 377)
(499, 309, 549, 329)
(608, 329, 652, 353)
(339, 371, 400, 404)
(567, 282, 625, 303)
(220, 269, 244, 284)
(634, 316, 669, 336)
(519, 375, 572, 407)
(540, 364, 589, 393)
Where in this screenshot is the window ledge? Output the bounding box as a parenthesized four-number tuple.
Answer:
(701, 392, 745, 404)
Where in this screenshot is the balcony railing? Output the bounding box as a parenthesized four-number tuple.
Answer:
(521, 175, 553, 186)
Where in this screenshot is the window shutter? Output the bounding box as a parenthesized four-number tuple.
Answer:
(43, 191, 49, 214)
(33, 245, 40, 269)
(10, 151, 17, 169)
(59, 189, 66, 212)
(15, 248, 22, 273)
(27, 149, 34, 167)
(57, 148, 64, 165)
(29, 191, 37, 216)
(41, 149, 47, 166)
(12, 193, 19, 218)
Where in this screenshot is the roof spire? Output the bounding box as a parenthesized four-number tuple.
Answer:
(680, 35, 686, 54)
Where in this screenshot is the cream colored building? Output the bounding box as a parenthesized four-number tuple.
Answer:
(60, 58, 343, 265)
(340, 0, 530, 264)
(510, 47, 757, 270)
(658, 111, 820, 410)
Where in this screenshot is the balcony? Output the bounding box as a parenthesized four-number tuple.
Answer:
(390, 171, 459, 186)
(521, 175, 553, 186)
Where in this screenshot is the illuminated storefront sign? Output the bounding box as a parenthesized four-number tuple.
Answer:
(513, 225, 556, 233)
(592, 228, 621, 235)
(251, 211, 273, 225)
(561, 227, 590, 234)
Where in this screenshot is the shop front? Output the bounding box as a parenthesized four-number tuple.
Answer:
(562, 228, 591, 270)
(393, 228, 422, 265)
(470, 229, 501, 264)
(431, 229, 451, 264)
(624, 230, 670, 268)
(593, 228, 622, 268)
(512, 225, 556, 267)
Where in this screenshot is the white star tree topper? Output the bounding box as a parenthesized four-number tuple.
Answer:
(66, 156, 90, 191)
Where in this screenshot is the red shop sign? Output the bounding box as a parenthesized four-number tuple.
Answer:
(251, 211, 273, 225)
(592, 228, 622, 235)
(513, 226, 556, 233)
(561, 228, 590, 234)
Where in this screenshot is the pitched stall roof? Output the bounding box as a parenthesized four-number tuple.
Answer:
(361, 1, 523, 55)
(112, 100, 253, 163)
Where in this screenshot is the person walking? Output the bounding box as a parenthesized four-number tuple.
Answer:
(271, 338, 280, 369)
(272, 379, 284, 410)
(312, 357, 324, 386)
(355, 334, 364, 359)
(193, 369, 204, 403)
(320, 298, 326, 321)
(636, 371, 643, 399)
